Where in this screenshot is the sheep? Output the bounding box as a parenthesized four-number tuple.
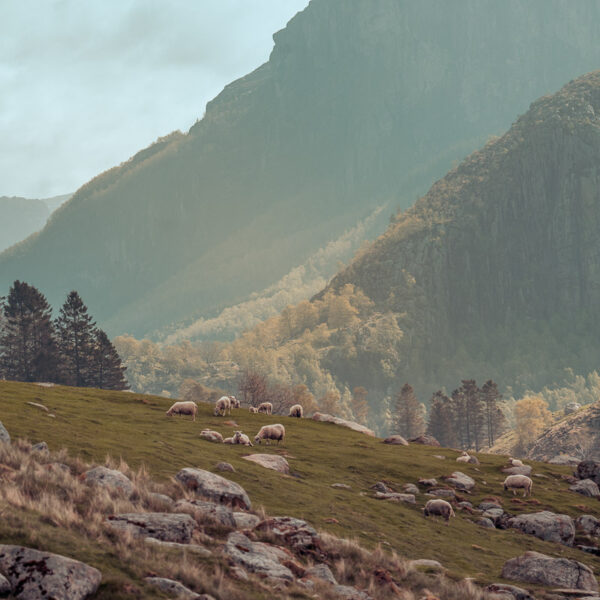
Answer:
(456, 451, 470, 463)
(233, 430, 253, 446)
(200, 429, 223, 443)
(257, 402, 273, 415)
(229, 395, 241, 409)
(288, 404, 303, 418)
(254, 424, 285, 445)
(422, 499, 455, 522)
(214, 396, 231, 416)
(503, 474, 533, 497)
(165, 401, 198, 421)
(508, 457, 524, 467)
(223, 437, 234, 444)
(249, 406, 258, 413)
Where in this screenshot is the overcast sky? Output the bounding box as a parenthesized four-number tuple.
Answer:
(0, 0, 308, 198)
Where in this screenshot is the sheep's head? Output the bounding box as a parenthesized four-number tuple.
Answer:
(254, 435, 261, 444)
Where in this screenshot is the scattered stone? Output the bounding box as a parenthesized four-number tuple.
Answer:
(479, 501, 502, 511)
(564, 402, 582, 415)
(408, 435, 440, 446)
(200, 430, 223, 443)
(570, 479, 600, 497)
(501, 551, 598, 591)
(457, 501, 473, 510)
(0, 573, 11, 596)
(145, 577, 201, 599)
(232, 512, 261, 530)
(107, 513, 196, 543)
(144, 538, 212, 557)
(477, 517, 495, 529)
(576, 515, 600, 537)
(32, 441, 48, 452)
(243, 454, 290, 474)
(402, 483, 419, 495)
(230, 566, 249, 581)
(383, 435, 408, 446)
(502, 465, 532, 476)
(508, 511, 575, 546)
(0, 422, 10, 444)
(549, 455, 581, 466)
(374, 492, 416, 504)
(445, 471, 475, 491)
(333, 585, 372, 599)
(467, 455, 480, 464)
(0, 545, 102, 600)
(306, 563, 337, 585)
(215, 462, 235, 472)
(148, 492, 174, 508)
(483, 507, 504, 522)
(410, 559, 445, 571)
(426, 488, 456, 499)
(35, 382, 55, 387)
(84, 466, 133, 495)
(312, 413, 375, 436)
(254, 517, 321, 555)
(173, 499, 236, 528)
(175, 468, 251, 510)
(485, 583, 535, 600)
(332, 483, 352, 490)
(371, 481, 393, 494)
(433, 454, 446, 460)
(418, 478, 437, 487)
(577, 461, 600, 485)
(225, 532, 294, 581)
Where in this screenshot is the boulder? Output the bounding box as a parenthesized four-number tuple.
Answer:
(549, 454, 581, 466)
(32, 441, 48, 452)
(479, 501, 503, 511)
(482, 507, 505, 523)
(144, 538, 212, 557)
(477, 517, 495, 529)
(107, 512, 196, 543)
(254, 517, 321, 555)
(333, 585, 372, 599)
(224, 532, 294, 581)
(502, 465, 532, 476)
(446, 471, 475, 491)
(408, 435, 440, 446)
(0, 422, 9, 444)
(410, 559, 445, 571)
(0, 545, 101, 600)
(215, 462, 235, 472)
(374, 492, 415, 504)
(233, 512, 261, 530)
(200, 430, 223, 443)
(457, 501, 473, 510)
(148, 492, 174, 508)
(383, 435, 408, 446)
(312, 413, 375, 436)
(242, 454, 290, 474)
(577, 461, 600, 485)
(577, 515, 600, 537)
(173, 499, 236, 528)
(371, 482, 393, 493)
(564, 402, 582, 415)
(306, 563, 337, 585)
(427, 488, 456, 499)
(84, 466, 134, 495)
(145, 577, 201, 599)
(402, 483, 419, 495)
(570, 479, 600, 497)
(418, 478, 437, 487)
(175, 468, 251, 510)
(501, 551, 598, 591)
(0, 574, 10, 596)
(485, 583, 535, 600)
(508, 511, 575, 546)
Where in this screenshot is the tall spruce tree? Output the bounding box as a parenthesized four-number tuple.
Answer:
(394, 383, 424, 439)
(481, 379, 505, 447)
(91, 329, 128, 390)
(55, 291, 96, 386)
(427, 390, 456, 447)
(0, 280, 59, 382)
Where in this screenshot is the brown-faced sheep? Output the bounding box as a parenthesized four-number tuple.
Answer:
(257, 402, 273, 415)
(503, 474, 533, 497)
(254, 424, 285, 445)
(214, 396, 231, 416)
(249, 406, 258, 413)
(233, 430, 253, 446)
(166, 401, 197, 421)
(422, 499, 455, 522)
(288, 404, 303, 418)
(200, 429, 223, 443)
(229, 395, 241, 409)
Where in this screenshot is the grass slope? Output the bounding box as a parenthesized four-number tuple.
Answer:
(1, 381, 598, 593)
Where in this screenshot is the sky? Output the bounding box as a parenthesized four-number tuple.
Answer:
(0, 0, 308, 198)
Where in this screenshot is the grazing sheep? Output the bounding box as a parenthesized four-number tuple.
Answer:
(200, 429, 223, 443)
(233, 431, 253, 446)
(254, 424, 285, 445)
(257, 402, 273, 415)
(422, 499, 455, 522)
(249, 406, 258, 413)
(503, 474, 533, 497)
(456, 451, 470, 463)
(229, 395, 241, 409)
(288, 404, 303, 418)
(214, 396, 231, 416)
(223, 437, 234, 444)
(508, 457, 524, 467)
(165, 401, 198, 421)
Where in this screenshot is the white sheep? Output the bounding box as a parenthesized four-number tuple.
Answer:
(200, 429, 223, 443)
(249, 406, 258, 413)
(229, 395, 241, 409)
(254, 424, 285, 445)
(223, 437, 234, 444)
(288, 404, 303, 418)
(503, 474, 533, 497)
(257, 402, 273, 415)
(456, 451, 471, 463)
(423, 499, 455, 522)
(214, 396, 231, 416)
(165, 401, 197, 421)
(233, 430, 253, 446)
(508, 457, 524, 467)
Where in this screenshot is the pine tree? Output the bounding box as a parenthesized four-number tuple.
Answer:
(394, 383, 424, 439)
(427, 390, 456, 447)
(55, 291, 96, 386)
(481, 379, 504, 447)
(91, 329, 128, 390)
(0, 281, 59, 382)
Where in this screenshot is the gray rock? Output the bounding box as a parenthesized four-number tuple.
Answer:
(306, 563, 337, 585)
(173, 499, 235, 528)
(215, 462, 235, 472)
(508, 511, 575, 546)
(502, 551, 598, 591)
(479, 501, 503, 511)
(148, 492, 174, 508)
(418, 478, 437, 487)
(383, 435, 408, 445)
(483, 507, 505, 522)
(333, 584, 372, 599)
(485, 583, 535, 600)
(175, 468, 251, 510)
(577, 515, 600, 537)
(408, 435, 440, 446)
(549, 454, 581, 466)
(243, 454, 290, 474)
(371, 482, 393, 493)
(457, 501, 473, 509)
(0, 422, 9, 444)
(200, 430, 223, 443)
(145, 577, 201, 599)
(332, 483, 352, 490)
(477, 517, 495, 529)
(426, 488, 456, 498)
(232, 512, 261, 530)
(410, 559, 445, 571)
(374, 492, 415, 504)
(446, 471, 475, 491)
(107, 512, 196, 543)
(0, 573, 10, 596)
(564, 402, 582, 415)
(502, 465, 532, 476)
(0, 545, 101, 600)
(570, 479, 600, 497)
(402, 483, 419, 495)
(84, 466, 134, 495)
(225, 532, 294, 581)
(32, 441, 48, 452)
(577, 461, 600, 485)
(144, 538, 212, 557)
(254, 516, 320, 554)
(312, 413, 375, 436)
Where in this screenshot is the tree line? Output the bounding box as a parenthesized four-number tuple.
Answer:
(0, 281, 128, 390)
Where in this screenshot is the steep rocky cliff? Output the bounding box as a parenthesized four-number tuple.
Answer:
(3, 0, 600, 338)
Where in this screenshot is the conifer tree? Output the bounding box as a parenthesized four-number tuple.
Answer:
(481, 379, 504, 447)
(92, 329, 128, 390)
(55, 291, 96, 386)
(427, 390, 456, 447)
(393, 383, 424, 439)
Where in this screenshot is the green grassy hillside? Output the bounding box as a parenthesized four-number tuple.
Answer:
(0, 381, 598, 595)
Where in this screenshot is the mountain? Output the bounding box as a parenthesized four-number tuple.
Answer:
(3, 0, 600, 338)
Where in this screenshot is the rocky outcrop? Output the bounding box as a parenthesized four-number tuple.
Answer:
(374, 492, 416, 504)
(106, 513, 196, 543)
(242, 454, 290, 474)
(145, 577, 202, 599)
(254, 517, 321, 556)
(445, 471, 475, 491)
(577, 461, 600, 485)
(508, 512, 575, 546)
(485, 583, 535, 600)
(576, 515, 600, 537)
(312, 413, 375, 437)
(0, 545, 102, 600)
(570, 479, 600, 497)
(409, 435, 440, 447)
(84, 466, 133, 495)
(175, 468, 251, 510)
(502, 465, 532, 477)
(173, 499, 236, 528)
(383, 435, 408, 446)
(144, 538, 211, 557)
(501, 551, 598, 591)
(233, 512, 261, 530)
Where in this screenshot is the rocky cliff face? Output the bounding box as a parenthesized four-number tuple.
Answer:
(3, 0, 600, 338)
(325, 71, 600, 395)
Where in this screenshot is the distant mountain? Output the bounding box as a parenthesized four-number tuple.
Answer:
(3, 0, 600, 338)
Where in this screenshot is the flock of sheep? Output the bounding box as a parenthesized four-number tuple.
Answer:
(165, 395, 304, 446)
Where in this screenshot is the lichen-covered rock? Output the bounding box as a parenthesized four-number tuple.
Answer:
(501, 551, 598, 591)
(306, 563, 337, 585)
(564, 402, 582, 415)
(408, 435, 440, 447)
(477, 517, 495, 529)
(84, 466, 133, 495)
(242, 454, 290, 474)
(426, 488, 456, 498)
(485, 583, 535, 600)
(173, 499, 236, 528)
(508, 511, 575, 546)
(200, 430, 223, 443)
(107, 512, 196, 543)
(410, 559, 445, 571)
(570, 478, 600, 497)
(549, 454, 581, 466)
(374, 492, 415, 504)
(312, 413, 375, 436)
(333, 584, 372, 599)
(418, 478, 437, 487)
(402, 483, 419, 495)
(371, 482, 393, 494)
(175, 468, 251, 510)
(0, 545, 101, 600)
(0, 422, 10, 444)
(254, 517, 321, 555)
(233, 512, 261, 530)
(215, 462, 235, 472)
(383, 435, 408, 446)
(0, 573, 10, 596)
(145, 577, 201, 599)
(576, 515, 600, 537)
(144, 538, 212, 557)
(445, 471, 475, 491)
(148, 492, 174, 508)
(502, 465, 532, 476)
